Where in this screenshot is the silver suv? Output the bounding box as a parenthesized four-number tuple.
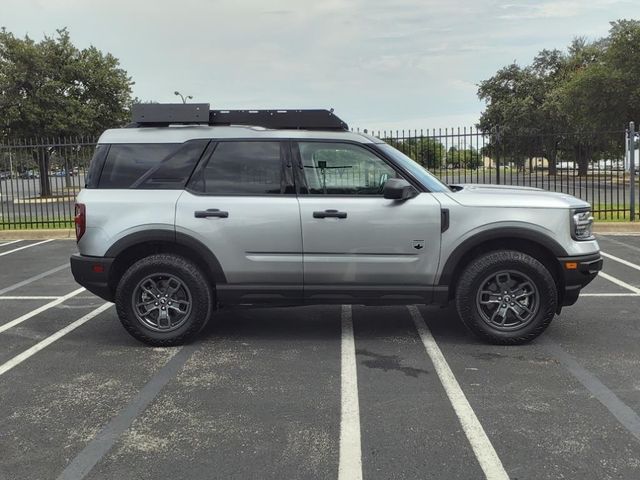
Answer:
(70, 104, 602, 346)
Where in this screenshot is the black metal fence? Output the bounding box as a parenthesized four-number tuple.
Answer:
(1, 128, 638, 230)
(0, 137, 97, 229)
(364, 126, 639, 221)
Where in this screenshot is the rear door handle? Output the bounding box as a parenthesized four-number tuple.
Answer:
(313, 209, 347, 219)
(194, 209, 229, 218)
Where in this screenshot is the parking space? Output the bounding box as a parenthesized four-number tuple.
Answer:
(0, 236, 639, 479)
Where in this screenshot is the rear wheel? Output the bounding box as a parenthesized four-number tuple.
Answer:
(455, 250, 557, 344)
(115, 254, 213, 346)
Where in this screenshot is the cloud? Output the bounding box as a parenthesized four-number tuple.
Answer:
(499, 0, 632, 20)
(0, 0, 634, 128)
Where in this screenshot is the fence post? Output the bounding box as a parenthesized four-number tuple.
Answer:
(492, 127, 501, 185)
(630, 122, 636, 222)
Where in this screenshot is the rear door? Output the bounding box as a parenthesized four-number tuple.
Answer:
(294, 141, 442, 304)
(175, 140, 303, 305)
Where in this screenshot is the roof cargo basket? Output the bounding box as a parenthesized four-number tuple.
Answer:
(130, 103, 348, 131)
(132, 103, 210, 124)
(209, 109, 348, 131)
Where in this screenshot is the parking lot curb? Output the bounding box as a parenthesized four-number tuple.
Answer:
(0, 229, 74, 240)
(594, 222, 640, 234)
(13, 196, 77, 204)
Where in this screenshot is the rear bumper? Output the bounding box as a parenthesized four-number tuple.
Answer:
(70, 254, 115, 302)
(557, 252, 603, 307)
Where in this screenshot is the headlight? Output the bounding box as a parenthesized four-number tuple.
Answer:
(571, 209, 594, 240)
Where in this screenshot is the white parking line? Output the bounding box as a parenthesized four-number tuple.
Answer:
(408, 305, 509, 480)
(0, 303, 112, 377)
(599, 236, 640, 253)
(582, 293, 640, 297)
(339, 305, 363, 480)
(0, 264, 69, 296)
(597, 232, 640, 237)
(598, 272, 640, 295)
(601, 251, 640, 273)
(0, 287, 85, 334)
(0, 240, 22, 247)
(0, 239, 54, 257)
(0, 296, 61, 300)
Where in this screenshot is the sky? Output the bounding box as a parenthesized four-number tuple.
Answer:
(1, 0, 637, 131)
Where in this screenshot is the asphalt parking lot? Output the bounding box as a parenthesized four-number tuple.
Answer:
(0, 235, 639, 480)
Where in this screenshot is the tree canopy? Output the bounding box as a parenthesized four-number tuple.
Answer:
(0, 27, 134, 139)
(477, 19, 640, 174)
(0, 28, 134, 195)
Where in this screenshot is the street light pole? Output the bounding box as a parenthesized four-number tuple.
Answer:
(174, 91, 193, 104)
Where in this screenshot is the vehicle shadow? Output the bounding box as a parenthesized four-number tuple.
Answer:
(418, 305, 480, 345)
(201, 303, 479, 345)
(200, 305, 342, 343)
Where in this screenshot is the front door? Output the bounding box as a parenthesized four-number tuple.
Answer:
(294, 141, 442, 303)
(175, 140, 303, 305)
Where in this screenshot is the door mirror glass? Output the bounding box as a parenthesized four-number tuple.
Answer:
(383, 178, 418, 200)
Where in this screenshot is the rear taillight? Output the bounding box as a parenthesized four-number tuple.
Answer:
(74, 203, 86, 241)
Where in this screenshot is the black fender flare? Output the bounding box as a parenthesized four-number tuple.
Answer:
(105, 229, 227, 283)
(438, 227, 568, 286)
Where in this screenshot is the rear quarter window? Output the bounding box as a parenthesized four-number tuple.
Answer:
(96, 141, 208, 189)
(85, 144, 109, 188)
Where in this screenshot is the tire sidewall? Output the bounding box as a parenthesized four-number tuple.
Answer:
(456, 251, 557, 344)
(115, 254, 212, 345)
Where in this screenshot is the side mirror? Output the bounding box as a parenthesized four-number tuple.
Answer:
(383, 178, 418, 200)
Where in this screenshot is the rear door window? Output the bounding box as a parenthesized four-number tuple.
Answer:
(187, 141, 292, 195)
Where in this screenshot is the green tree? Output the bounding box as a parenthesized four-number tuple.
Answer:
(478, 20, 640, 176)
(384, 136, 445, 169)
(447, 146, 482, 169)
(0, 28, 134, 195)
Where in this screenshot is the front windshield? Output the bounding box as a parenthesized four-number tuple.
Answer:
(377, 143, 451, 193)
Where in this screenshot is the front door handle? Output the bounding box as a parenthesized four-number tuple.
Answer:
(313, 209, 347, 219)
(194, 209, 229, 219)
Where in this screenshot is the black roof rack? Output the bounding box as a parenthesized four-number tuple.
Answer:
(130, 103, 348, 131)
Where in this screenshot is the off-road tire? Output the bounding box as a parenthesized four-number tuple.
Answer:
(455, 250, 557, 345)
(115, 254, 213, 346)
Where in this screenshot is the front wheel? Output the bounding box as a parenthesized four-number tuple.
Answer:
(455, 250, 557, 345)
(115, 254, 213, 346)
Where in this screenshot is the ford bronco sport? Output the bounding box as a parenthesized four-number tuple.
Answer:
(70, 104, 602, 346)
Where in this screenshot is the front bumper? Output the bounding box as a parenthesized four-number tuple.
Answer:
(557, 252, 603, 307)
(70, 254, 115, 302)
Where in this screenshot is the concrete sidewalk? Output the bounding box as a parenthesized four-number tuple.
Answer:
(0, 229, 75, 240)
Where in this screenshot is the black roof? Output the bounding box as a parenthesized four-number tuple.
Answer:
(130, 103, 348, 131)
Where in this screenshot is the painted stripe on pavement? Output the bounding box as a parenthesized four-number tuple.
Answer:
(0, 239, 54, 257)
(0, 287, 85, 334)
(409, 305, 509, 480)
(543, 339, 640, 443)
(598, 235, 640, 249)
(0, 296, 61, 300)
(56, 343, 196, 480)
(601, 251, 640, 273)
(598, 272, 640, 295)
(0, 264, 69, 296)
(0, 303, 112, 377)
(0, 240, 22, 247)
(338, 304, 363, 480)
(581, 293, 640, 297)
